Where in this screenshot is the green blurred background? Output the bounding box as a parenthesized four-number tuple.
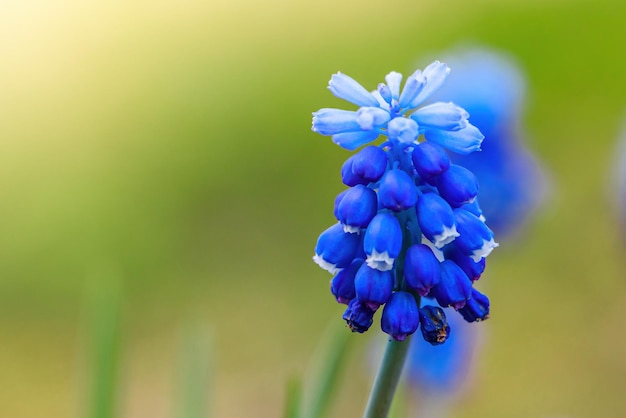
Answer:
(1, 0, 626, 417)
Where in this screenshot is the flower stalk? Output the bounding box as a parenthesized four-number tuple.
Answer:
(363, 335, 412, 418)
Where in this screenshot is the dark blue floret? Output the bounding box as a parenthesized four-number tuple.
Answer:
(445, 246, 486, 281)
(404, 244, 441, 296)
(330, 258, 363, 304)
(363, 213, 403, 271)
(416, 192, 459, 248)
(453, 208, 498, 262)
(419, 305, 450, 345)
(343, 299, 376, 333)
(378, 169, 418, 212)
(354, 264, 394, 310)
(435, 164, 479, 207)
(429, 260, 472, 310)
(412, 142, 451, 180)
(313, 223, 361, 274)
(334, 185, 378, 232)
(341, 146, 388, 186)
(458, 288, 490, 322)
(461, 198, 484, 220)
(381, 291, 420, 341)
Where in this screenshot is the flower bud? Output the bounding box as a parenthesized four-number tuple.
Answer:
(418, 305, 450, 345)
(435, 164, 478, 207)
(381, 291, 420, 341)
(404, 244, 441, 296)
(330, 258, 363, 304)
(445, 246, 486, 281)
(334, 185, 378, 233)
(453, 209, 498, 262)
(313, 223, 361, 274)
(354, 264, 394, 310)
(341, 146, 388, 186)
(429, 260, 472, 310)
(458, 288, 490, 322)
(378, 169, 418, 212)
(416, 192, 459, 248)
(343, 298, 375, 333)
(364, 213, 402, 271)
(412, 141, 450, 180)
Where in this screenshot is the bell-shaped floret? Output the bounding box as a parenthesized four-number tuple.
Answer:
(378, 169, 418, 212)
(404, 244, 441, 296)
(458, 288, 490, 322)
(409, 61, 451, 108)
(343, 298, 376, 333)
(331, 131, 380, 151)
(453, 209, 498, 262)
(334, 185, 378, 233)
(328, 72, 381, 107)
(354, 264, 394, 310)
(410, 102, 468, 131)
(330, 258, 363, 304)
(412, 142, 451, 180)
(416, 193, 459, 248)
(424, 123, 483, 155)
(312, 108, 362, 135)
(363, 213, 402, 271)
(385, 71, 403, 101)
(429, 260, 472, 310)
(435, 164, 479, 207)
(381, 291, 420, 341)
(418, 305, 450, 345)
(461, 198, 485, 221)
(445, 245, 486, 281)
(398, 69, 426, 110)
(313, 223, 361, 274)
(340, 146, 388, 186)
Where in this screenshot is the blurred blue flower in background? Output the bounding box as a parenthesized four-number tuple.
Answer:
(404, 46, 548, 416)
(428, 47, 547, 236)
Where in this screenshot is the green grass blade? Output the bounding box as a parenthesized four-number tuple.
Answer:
(301, 322, 352, 418)
(173, 321, 214, 418)
(86, 275, 123, 418)
(284, 376, 303, 418)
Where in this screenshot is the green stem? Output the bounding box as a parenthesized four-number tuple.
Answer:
(362, 335, 412, 418)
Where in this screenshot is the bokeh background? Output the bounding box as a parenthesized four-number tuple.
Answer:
(1, 0, 626, 417)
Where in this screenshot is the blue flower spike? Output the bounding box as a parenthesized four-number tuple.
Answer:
(312, 61, 498, 341)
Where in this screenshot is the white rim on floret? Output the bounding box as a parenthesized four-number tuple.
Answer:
(342, 224, 361, 234)
(421, 236, 445, 262)
(433, 225, 460, 248)
(365, 250, 395, 271)
(312, 255, 341, 275)
(471, 239, 500, 262)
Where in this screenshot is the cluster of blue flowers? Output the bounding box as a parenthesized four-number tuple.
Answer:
(312, 61, 497, 344)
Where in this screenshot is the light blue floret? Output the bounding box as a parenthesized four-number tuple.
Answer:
(328, 72, 380, 107)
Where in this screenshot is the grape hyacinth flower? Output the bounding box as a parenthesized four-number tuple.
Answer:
(311, 61, 502, 417)
(312, 61, 497, 344)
